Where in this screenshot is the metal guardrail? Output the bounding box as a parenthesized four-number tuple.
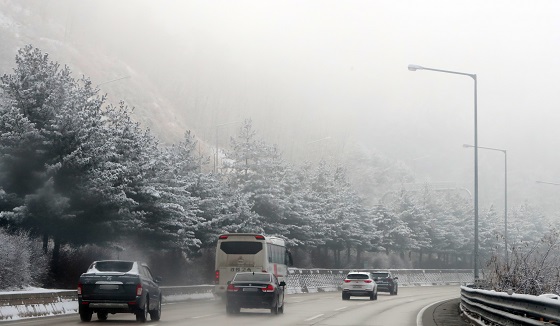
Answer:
(460, 286, 560, 325)
(287, 268, 474, 294)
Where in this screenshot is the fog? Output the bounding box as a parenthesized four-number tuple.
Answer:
(6, 0, 560, 213)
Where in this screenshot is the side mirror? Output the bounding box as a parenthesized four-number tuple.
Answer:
(279, 281, 286, 287)
(394, 277, 398, 280)
(227, 281, 231, 285)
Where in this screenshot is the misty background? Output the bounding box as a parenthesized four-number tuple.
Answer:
(1, 0, 559, 214)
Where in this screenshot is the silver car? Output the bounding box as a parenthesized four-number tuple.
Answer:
(341, 271, 378, 300)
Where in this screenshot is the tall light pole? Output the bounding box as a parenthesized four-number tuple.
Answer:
(214, 121, 241, 173)
(408, 64, 480, 280)
(464, 144, 507, 263)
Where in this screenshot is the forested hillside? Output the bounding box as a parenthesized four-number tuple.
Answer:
(0, 46, 553, 289)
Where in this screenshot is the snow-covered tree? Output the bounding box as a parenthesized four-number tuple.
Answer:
(225, 119, 291, 235)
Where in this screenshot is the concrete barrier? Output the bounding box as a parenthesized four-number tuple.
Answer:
(0, 290, 78, 320)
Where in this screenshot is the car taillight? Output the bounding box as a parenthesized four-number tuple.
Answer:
(215, 270, 220, 284)
(136, 283, 143, 296)
(227, 284, 239, 292)
(364, 280, 373, 283)
(255, 235, 265, 240)
(261, 284, 275, 292)
(344, 279, 351, 283)
(77, 282, 83, 295)
(219, 235, 228, 239)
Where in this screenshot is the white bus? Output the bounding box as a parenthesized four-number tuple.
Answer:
(214, 233, 293, 296)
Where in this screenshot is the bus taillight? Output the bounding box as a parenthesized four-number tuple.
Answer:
(215, 270, 220, 284)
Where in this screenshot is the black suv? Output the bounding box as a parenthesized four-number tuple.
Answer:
(78, 260, 162, 322)
(372, 271, 398, 295)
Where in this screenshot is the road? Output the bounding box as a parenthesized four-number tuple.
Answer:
(3, 286, 461, 326)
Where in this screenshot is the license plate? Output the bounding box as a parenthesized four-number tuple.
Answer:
(99, 284, 119, 290)
(243, 287, 258, 292)
(230, 267, 253, 272)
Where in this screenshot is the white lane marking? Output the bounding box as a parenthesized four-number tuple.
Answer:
(305, 314, 324, 321)
(335, 306, 347, 311)
(416, 298, 454, 326)
(192, 314, 218, 319)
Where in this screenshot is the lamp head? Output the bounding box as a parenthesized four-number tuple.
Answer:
(408, 64, 423, 71)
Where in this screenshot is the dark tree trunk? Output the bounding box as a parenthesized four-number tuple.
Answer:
(43, 233, 49, 254)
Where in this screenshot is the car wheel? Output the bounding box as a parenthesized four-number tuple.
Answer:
(342, 293, 350, 300)
(136, 298, 148, 323)
(79, 306, 92, 322)
(271, 301, 279, 315)
(149, 296, 162, 321)
(369, 291, 375, 300)
(279, 302, 284, 314)
(97, 311, 108, 321)
(374, 290, 378, 300)
(226, 303, 239, 314)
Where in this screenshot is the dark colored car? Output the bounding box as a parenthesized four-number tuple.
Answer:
(372, 271, 398, 295)
(226, 272, 286, 315)
(77, 260, 162, 322)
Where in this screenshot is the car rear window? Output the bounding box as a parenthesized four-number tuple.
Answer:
(93, 261, 134, 272)
(220, 241, 263, 254)
(372, 272, 389, 278)
(234, 273, 272, 282)
(347, 273, 370, 280)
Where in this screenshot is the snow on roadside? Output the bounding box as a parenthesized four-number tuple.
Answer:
(0, 289, 214, 321)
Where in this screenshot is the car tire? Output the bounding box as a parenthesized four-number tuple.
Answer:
(369, 291, 375, 300)
(279, 302, 284, 314)
(271, 301, 279, 315)
(226, 303, 239, 314)
(342, 293, 350, 300)
(136, 298, 148, 323)
(97, 311, 108, 321)
(79, 306, 92, 322)
(149, 296, 162, 321)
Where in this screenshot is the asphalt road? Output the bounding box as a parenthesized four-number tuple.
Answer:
(3, 286, 463, 326)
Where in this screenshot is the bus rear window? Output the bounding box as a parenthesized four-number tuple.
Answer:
(220, 241, 263, 254)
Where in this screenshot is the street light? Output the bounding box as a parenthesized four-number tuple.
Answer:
(97, 75, 130, 87)
(408, 64, 480, 280)
(464, 144, 508, 263)
(536, 180, 560, 186)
